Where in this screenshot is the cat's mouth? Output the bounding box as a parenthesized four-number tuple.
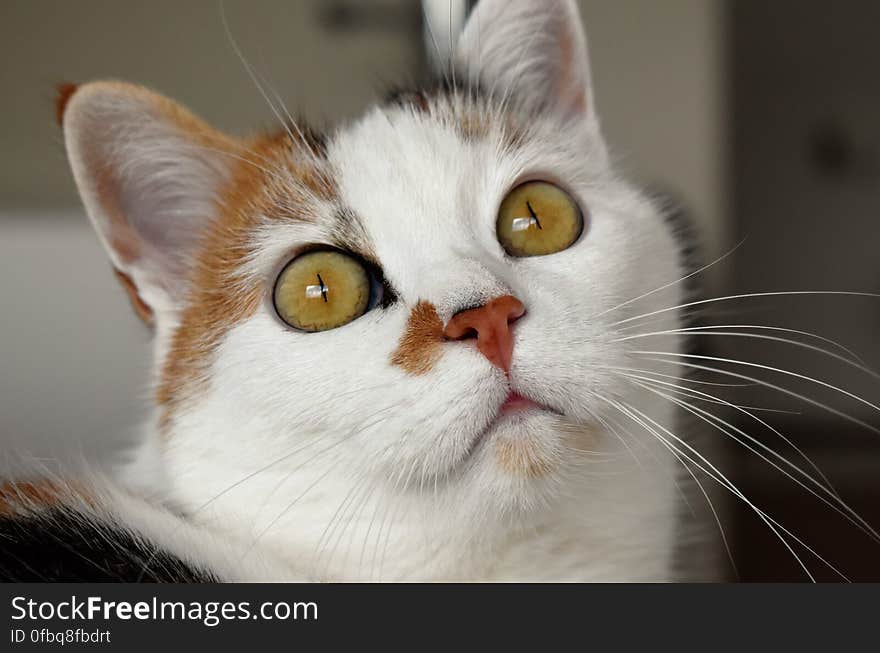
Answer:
(460, 386, 565, 465)
(499, 391, 540, 414)
(500, 385, 564, 418)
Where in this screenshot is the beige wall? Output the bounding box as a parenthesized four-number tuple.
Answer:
(1, 0, 728, 255)
(0, 0, 423, 207)
(582, 0, 729, 261)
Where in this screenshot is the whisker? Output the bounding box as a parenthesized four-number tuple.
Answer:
(673, 440, 739, 577)
(370, 449, 422, 581)
(137, 380, 399, 579)
(192, 381, 400, 517)
(582, 405, 645, 469)
(613, 305, 756, 334)
(634, 351, 880, 425)
(602, 395, 849, 581)
(626, 375, 878, 543)
(240, 464, 339, 563)
(618, 329, 878, 379)
(604, 395, 816, 580)
(594, 409, 698, 517)
(603, 368, 797, 413)
(596, 236, 746, 318)
(219, 1, 300, 147)
(611, 291, 880, 329)
(448, 0, 457, 92)
(645, 356, 880, 438)
(311, 463, 376, 577)
(422, 2, 450, 85)
(599, 366, 756, 388)
(248, 395, 419, 561)
(360, 422, 420, 579)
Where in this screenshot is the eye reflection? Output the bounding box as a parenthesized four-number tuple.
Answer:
(511, 216, 540, 232)
(305, 274, 329, 301)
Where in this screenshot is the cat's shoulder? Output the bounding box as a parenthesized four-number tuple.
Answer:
(0, 477, 304, 582)
(0, 479, 218, 582)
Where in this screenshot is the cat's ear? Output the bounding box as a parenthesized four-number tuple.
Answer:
(456, 0, 595, 123)
(59, 81, 239, 325)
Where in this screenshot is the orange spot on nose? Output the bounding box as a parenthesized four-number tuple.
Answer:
(443, 295, 525, 373)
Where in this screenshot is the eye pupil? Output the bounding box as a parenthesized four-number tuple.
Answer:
(525, 200, 543, 229)
(315, 273, 328, 302)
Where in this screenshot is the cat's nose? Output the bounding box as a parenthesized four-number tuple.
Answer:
(443, 295, 525, 374)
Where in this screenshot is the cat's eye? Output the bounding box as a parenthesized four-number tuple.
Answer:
(496, 181, 585, 257)
(273, 249, 380, 332)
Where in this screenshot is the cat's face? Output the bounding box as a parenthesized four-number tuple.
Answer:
(61, 0, 684, 575)
(192, 93, 678, 499)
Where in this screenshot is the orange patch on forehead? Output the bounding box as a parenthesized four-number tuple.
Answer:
(390, 301, 445, 375)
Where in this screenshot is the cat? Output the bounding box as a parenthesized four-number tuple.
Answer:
(0, 0, 699, 581)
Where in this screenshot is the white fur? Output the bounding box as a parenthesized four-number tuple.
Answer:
(62, 0, 690, 581)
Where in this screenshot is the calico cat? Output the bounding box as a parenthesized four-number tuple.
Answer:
(1, 0, 699, 581)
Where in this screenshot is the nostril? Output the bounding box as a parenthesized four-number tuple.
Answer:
(445, 325, 478, 341)
(507, 304, 526, 324)
(442, 294, 525, 340)
(443, 315, 478, 341)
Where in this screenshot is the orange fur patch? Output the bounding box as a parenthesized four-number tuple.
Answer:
(494, 437, 555, 479)
(390, 301, 445, 375)
(55, 82, 78, 126)
(0, 482, 64, 517)
(156, 126, 336, 432)
(456, 109, 491, 141)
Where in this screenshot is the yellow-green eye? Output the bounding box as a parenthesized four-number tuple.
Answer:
(496, 181, 585, 257)
(273, 250, 377, 332)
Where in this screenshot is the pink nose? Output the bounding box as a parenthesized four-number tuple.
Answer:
(443, 295, 525, 373)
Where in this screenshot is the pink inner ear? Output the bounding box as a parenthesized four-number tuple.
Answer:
(455, 0, 594, 123)
(555, 17, 589, 116)
(113, 268, 155, 325)
(105, 216, 141, 266)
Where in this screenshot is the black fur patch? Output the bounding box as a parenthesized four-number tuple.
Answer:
(0, 510, 217, 582)
(385, 72, 487, 113)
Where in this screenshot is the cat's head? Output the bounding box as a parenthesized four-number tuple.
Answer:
(60, 0, 683, 573)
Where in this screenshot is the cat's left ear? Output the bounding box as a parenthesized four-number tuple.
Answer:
(455, 0, 595, 124)
(58, 81, 240, 326)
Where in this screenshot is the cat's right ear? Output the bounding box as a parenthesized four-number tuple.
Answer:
(455, 0, 596, 126)
(58, 81, 240, 325)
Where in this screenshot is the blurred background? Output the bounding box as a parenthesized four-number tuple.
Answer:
(0, 0, 877, 580)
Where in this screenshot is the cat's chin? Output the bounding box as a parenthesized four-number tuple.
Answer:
(463, 404, 590, 484)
